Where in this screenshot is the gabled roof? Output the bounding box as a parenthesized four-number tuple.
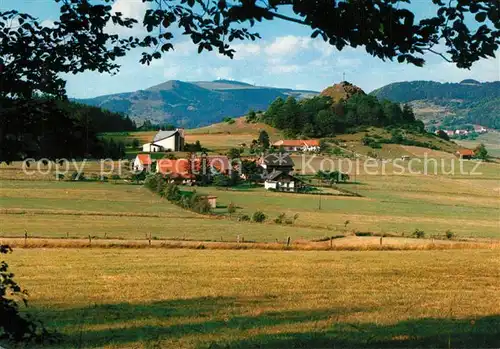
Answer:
(265, 170, 301, 182)
(456, 149, 475, 156)
(273, 139, 320, 147)
(157, 156, 231, 176)
(136, 154, 152, 165)
(153, 130, 179, 142)
(263, 153, 294, 167)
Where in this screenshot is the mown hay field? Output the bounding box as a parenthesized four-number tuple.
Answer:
(4, 248, 500, 348)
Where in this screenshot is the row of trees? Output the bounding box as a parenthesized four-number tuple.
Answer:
(260, 94, 424, 138)
(144, 173, 212, 214)
(0, 97, 131, 162)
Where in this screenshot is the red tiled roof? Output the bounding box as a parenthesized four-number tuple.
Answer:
(136, 154, 152, 165)
(273, 139, 320, 147)
(456, 149, 475, 156)
(157, 156, 231, 176)
(157, 159, 190, 175)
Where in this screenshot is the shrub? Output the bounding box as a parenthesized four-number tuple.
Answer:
(445, 230, 455, 240)
(111, 174, 121, 181)
(191, 195, 212, 214)
(252, 211, 266, 223)
(413, 229, 425, 239)
(355, 231, 373, 237)
(239, 214, 250, 222)
(69, 171, 85, 181)
(144, 173, 165, 193)
(228, 202, 237, 215)
(274, 213, 286, 224)
(55, 173, 64, 180)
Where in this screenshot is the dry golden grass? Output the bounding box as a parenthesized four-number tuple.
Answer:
(2, 236, 499, 251)
(5, 248, 500, 348)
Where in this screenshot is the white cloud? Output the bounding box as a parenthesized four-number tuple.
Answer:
(230, 43, 262, 60)
(106, 0, 150, 35)
(163, 65, 181, 79)
(264, 36, 311, 57)
(211, 66, 233, 79)
(267, 64, 301, 74)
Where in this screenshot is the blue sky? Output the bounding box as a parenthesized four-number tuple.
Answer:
(8, 0, 500, 98)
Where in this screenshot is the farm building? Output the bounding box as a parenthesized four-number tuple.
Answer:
(273, 139, 320, 152)
(264, 171, 303, 192)
(455, 149, 475, 159)
(156, 155, 230, 179)
(141, 129, 185, 152)
(259, 153, 294, 175)
(133, 154, 152, 171)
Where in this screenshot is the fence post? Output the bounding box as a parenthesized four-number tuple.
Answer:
(380, 237, 383, 246)
(24, 231, 28, 246)
(286, 236, 291, 247)
(149, 233, 152, 246)
(88, 235, 92, 246)
(330, 237, 333, 249)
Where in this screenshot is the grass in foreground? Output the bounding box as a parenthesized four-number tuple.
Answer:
(5, 248, 500, 348)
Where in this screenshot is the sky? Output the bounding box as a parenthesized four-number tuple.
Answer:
(7, 0, 500, 98)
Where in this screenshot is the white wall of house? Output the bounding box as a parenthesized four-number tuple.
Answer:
(133, 158, 145, 171)
(142, 143, 163, 152)
(264, 181, 278, 190)
(155, 136, 177, 151)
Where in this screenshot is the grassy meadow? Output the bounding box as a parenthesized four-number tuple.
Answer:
(5, 248, 500, 348)
(1, 122, 500, 348)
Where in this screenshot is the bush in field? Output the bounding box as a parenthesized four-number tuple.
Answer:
(274, 213, 286, 224)
(111, 174, 121, 181)
(252, 211, 266, 223)
(190, 195, 212, 214)
(445, 230, 455, 240)
(239, 214, 250, 222)
(130, 170, 146, 183)
(228, 202, 236, 216)
(412, 229, 425, 239)
(69, 171, 85, 181)
(144, 173, 165, 193)
(165, 183, 181, 202)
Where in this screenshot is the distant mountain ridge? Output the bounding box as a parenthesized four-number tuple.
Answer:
(76, 80, 318, 127)
(370, 80, 500, 129)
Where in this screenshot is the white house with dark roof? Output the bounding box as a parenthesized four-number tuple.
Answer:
(142, 129, 185, 152)
(264, 171, 302, 192)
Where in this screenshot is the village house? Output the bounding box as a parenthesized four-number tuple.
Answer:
(455, 149, 475, 159)
(273, 139, 320, 152)
(264, 170, 303, 192)
(142, 128, 185, 152)
(133, 154, 152, 172)
(156, 155, 230, 182)
(473, 125, 487, 134)
(259, 153, 295, 176)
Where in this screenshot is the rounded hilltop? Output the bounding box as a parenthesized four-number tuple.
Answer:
(320, 81, 365, 102)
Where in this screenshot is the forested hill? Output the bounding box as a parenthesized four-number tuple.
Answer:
(76, 80, 318, 128)
(370, 80, 500, 129)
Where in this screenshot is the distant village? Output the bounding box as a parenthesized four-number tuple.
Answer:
(435, 124, 488, 138)
(133, 129, 324, 194)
